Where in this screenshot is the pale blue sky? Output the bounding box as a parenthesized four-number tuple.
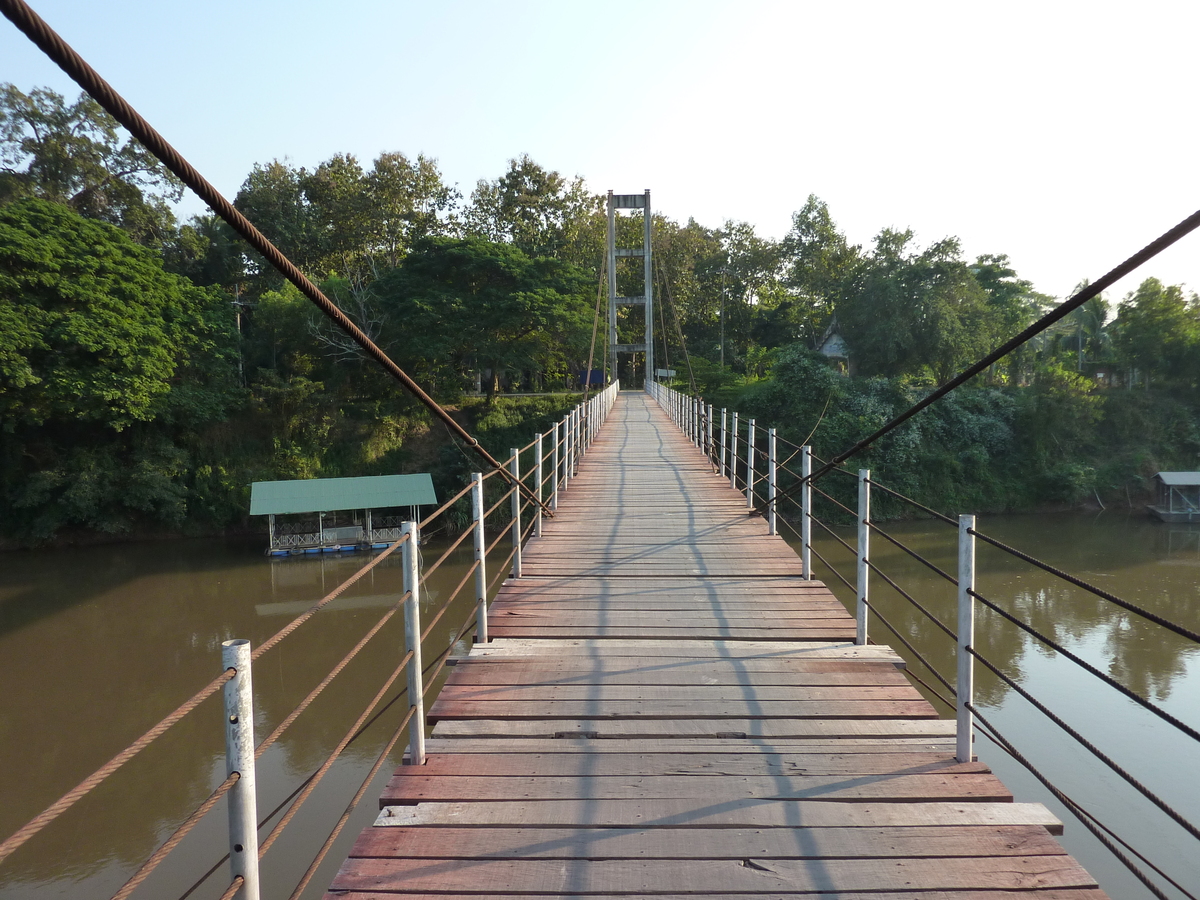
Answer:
(3, 0, 1198, 303)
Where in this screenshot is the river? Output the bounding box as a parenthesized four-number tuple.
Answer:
(1, 511, 1198, 899)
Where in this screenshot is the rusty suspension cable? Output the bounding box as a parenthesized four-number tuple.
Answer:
(0, 0, 553, 520)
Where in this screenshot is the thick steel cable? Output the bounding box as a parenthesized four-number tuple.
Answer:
(969, 705, 1174, 900)
(483, 486, 516, 521)
(0, 665, 234, 863)
(0, 0, 554, 520)
(419, 480, 477, 531)
(484, 517, 516, 556)
(860, 598, 958, 701)
(867, 479, 959, 527)
(970, 528, 1200, 646)
(974, 720, 1199, 900)
(257, 649, 413, 857)
(108, 772, 238, 900)
(252, 535, 407, 661)
(768, 206, 1200, 506)
(423, 607, 480, 700)
(811, 484, 856, 519)
(286, 701, 417, 900)
(809, 513, 858, 558)
(969, 647, 1200, 844)
(216, 877, 244, 900)
(969, 589, 1200, 745)
(488, 546, 518, 595)
(581, 254, 606, 408)
(419, 520, 476, 583)
(864, 558, 957, 642)
(869, 521, 959, 586)
(805, 542, 855, 593)
(655, 256, 698, 396)
(254, 593, 407, 761)
(420, 559, 479, 644)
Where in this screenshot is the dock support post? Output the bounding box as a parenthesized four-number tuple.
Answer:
(472, 474, 488, 644)
(551, 421, 559, 511)
(957, 514, 976, 763)
(768, 428, 777, 535)
(534, 432, 544, 539)
(222, 639, 260, 900)
(746, 419, 756, 509)
(401, 522, 425, 765)
(365, 509, 372, 545)
(801, 447, 812, 580)
(720, 409, 727, 479)
(730, 413, 739, 489)
(510, 448, 523, 577)
(268, 514, 276, 552)
(856, 469, 870, 645)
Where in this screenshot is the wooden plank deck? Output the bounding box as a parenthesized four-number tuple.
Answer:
(326, 391, 1109, 899)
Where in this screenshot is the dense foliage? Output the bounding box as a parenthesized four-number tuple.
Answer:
(3, 82, 1199, 544)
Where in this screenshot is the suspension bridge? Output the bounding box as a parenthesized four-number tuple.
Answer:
(3, 2, 1200, 896)
(326, 388, 1103, 898)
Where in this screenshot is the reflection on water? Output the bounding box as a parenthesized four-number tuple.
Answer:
(0, 536, 484, 900)
(803, 510, 1200, 900)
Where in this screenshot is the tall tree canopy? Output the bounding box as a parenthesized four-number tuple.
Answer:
(375, 237, 593, 396)
(0, 84, 182, 246)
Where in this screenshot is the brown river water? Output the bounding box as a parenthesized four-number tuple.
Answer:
(1, 510, 1198, 899)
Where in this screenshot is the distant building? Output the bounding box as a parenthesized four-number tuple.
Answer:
(816, 318, 851, 374)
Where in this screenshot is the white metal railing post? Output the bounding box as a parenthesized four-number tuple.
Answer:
(551, 421, 559, 511)
(958, 514, 976, 763)
(222, 639, 260, 900)
(510, 449, 523, 577)
(472, 473, 488, 643)
(720, 409, 727, 479)
(746, 419, 756, 509)
(768, 428, 777, 536)
(534, 432, 544, 538)
(401, 521, 425, 765)
(801, 446, 812, 580)
(856, 470, 870, 645)
(562, 416, 571, 492)
(707, 404, 714, 465)
(730, 412, 739, 489)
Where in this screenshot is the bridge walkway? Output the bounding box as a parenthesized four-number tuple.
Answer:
(326, 391, 1109, 898)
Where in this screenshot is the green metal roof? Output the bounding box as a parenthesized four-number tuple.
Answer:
(249, 474, 437, 516)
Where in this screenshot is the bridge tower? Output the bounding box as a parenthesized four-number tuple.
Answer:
(606, 190, 653, 386)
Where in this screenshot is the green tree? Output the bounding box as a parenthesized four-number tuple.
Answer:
(0, 199, 240, 539)
(838, 230, 996, 381)
(375, 237, 592, 398)
(0, 83, 182, 245)
(1111, 277, 1200, 385)
(465, 155, 602, 264)
(778, 194, 860, 336)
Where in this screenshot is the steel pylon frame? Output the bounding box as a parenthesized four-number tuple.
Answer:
(606, 189, 653, 386)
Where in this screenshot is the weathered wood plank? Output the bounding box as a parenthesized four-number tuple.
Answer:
(330, 855, 1097, 894)
(328, 891, 1109, 900)
(427, 698, 938, 720)
(379, 773, 1014, 805)
(420, 737, 959, 754)
(375, 799, 1062, 833)
(431, 684, 927, 703)
(388, 752, 990, 777)
(430, 717, 958, 739)
(348, 824, 1066, 860)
